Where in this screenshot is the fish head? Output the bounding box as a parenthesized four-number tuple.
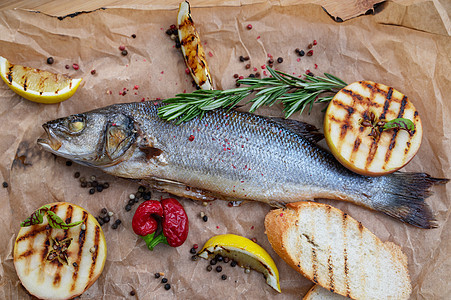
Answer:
(38, 111, 137, 167)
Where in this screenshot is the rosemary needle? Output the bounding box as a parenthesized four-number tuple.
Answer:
(158, 66, 347, 124)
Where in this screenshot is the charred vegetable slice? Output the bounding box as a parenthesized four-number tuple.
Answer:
(0, 56, 82, 104)
(14, 202, 106, 300)
(324, 81, 422, 176)
(177, 0, 213, 90)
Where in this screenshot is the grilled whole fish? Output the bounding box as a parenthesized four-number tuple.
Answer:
(37, 102, 448, 228)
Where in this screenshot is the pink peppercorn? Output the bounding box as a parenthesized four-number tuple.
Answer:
(247, 24, 252, 30)
(313, 40, 317, 45)
(72, 63, 79, 70)
(188, 135, 195, 141)
(239, 75, 244, 80)
(185, 68, 190, 74)
(307, 50, 313, 56)
(133, 85, 139, 90)
(119, 45, 126, 51)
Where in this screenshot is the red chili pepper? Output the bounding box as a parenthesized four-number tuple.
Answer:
(132, 200, 163, 248)
(133, 198, 189, 250)
(148, 198, 189, 249)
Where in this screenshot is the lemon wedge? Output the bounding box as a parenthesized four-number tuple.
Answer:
(0, 56, 82, 104)
(197, 234, 281, 293)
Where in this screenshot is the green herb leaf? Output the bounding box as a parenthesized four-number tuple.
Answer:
(20, 205, 50, 227)
(20, 204, 83, 229)
(381, 118, 415, 135)
(159, 66, 347, 123)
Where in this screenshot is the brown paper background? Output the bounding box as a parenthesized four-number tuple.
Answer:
(0, 2, 450, 299)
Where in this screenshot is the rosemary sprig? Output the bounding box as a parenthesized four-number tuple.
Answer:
(158, 66, 347, 124)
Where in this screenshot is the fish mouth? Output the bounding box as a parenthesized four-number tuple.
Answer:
(37, 124, 62, 151)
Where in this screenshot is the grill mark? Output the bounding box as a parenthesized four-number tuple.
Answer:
(342, 213, 351, 298)
(364, 140, 378, 170)
(404, 141, 411, 155)
(350, 137, 361, 163)
(23, 78, 27, 91)
(37, 205, 58, 280)
(328, 254, 335, 292)
(53, 272, 61, 286)
(16, 226, 47, 242)
(341, 89, 363, 101)
(17, 249, 34, 259)
(379, 88, 392, 120)
(63, 205, 74, 240)
(312, 248, 318, 283)
(88, 226, 101, 282)
(71, 211, 88, 292)
(383, 96, 407, 164)
(7, 66, 13, 83)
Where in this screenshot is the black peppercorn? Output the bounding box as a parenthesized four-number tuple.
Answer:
(235, 82, 240, 87)
(155, 273, 161, 278)
(216, 266, 222, 272)
(103, 182, 110, 189)
(125, 204, 132, 211)
(138, 186, 146, 193)
(210, 259, 217, 265)
(101, 208, 108, 215)
(115, 219, 122, 225)
(74, 172, 80, 178)
(206, 265, 213, 272)
(65, 160, 72, 166)
(239, 56, 245, 62)
(47, 57, 54, 64)
(89, 188, 95, 195)
(143, 192, 151, 200)
(130, 290, 136, 296)
(2, 182, 8, 188)
(175, 41, 181, 48)
(91, 181, 98, 187)
(277, 57, 283, 63)
(215, 255, 223, 262)
(249, 74, 255, 78)
(96, 185, 104, 192)
(190, 248, 196, 254)
(121, 50, 128, 56)
(161, 278, 168, 284)
(203, 215, 208, 222)
(102, 216, 110, 223)
(221, 274, 227, 280)
(81, 182, 87, 188)
(299, 50, 305, 56)
(97, 218, 104, 226)
(132, 34, 136, 38)
(268, 58, 274, 65)
(233, 73, 239, 78)
(111, 223, 118, 229)
(128, 199, 135, 206)
(295, 48, 300, 54)
(164, 283, 171, 290)
(230, 261, 237, 267)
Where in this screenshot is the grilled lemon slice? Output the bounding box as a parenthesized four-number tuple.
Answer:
(0, 56, 82, 104)
(14, 202, 106, 300)
(324, 81, 422, 176)
(177, 0, 213, 90)
(197, 234, 281, 293)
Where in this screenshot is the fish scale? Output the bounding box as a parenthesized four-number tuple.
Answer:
(38, 101, 448, 228)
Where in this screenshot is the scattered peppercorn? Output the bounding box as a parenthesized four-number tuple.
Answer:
(97, 218, 104, 226)
(190, 248, 196, 254)
(130, 290, 136, 296)
(125, 204, 132, 211)
(249, 74, 255, 78)
(191, 255, 198, 261)
(268, 58, 274, 65)
(119, 45, 126, 51)
(96, 185, 104, 192)
(221, 274, 227, 280)
(143, 192, 151, 200)
(202, 215, 208, 222)
(89, 188, 95, 195)
(91, 69, 96, 75)
(121, 50, 128, 56)
(102, 216, 110, 223)
(193, 244, 198, 249)
(155, 273, 161, 278)
(295, 48, 300, 54)
(233, 73, 239, 78)
(216, 255, 223, 262)
(207, 265, 213, 272)
(2, 182, 8, 188)
(161, 278, 168, 284)
(277, 57, 283, 63)
(216, 266, 222, 272)
(239, 56, 245, 62)
(115, 219, 122, 225)
(230, 261, 237, 267)
(245, 64, 251, 69)
(104, 182, 110, 189)
(308, 43, 313, 49)
(132, 34, 137, 38)
(210, 259, 217, 265)
(164, 283, 171, 290)
(138, 186, 146, 193)
(81, 182, 87, 188)
(66, 160, 72, 166)
(46, 57, 54, 64)
(299, 50, 305, 56)
(74, 172, 80, 178)
(247, 24, 252, 30)
(223, 257, 230, 263)
(255, 72, 260, 78)
(313, 40, 317, 45)
(307, 50, 313, 56)
(243, 56, 250, 61)
(72, 64, 79, 70)
(65, 64, 70, 69)
(235, 82, 241, 87)
(112, 223, 118, 229)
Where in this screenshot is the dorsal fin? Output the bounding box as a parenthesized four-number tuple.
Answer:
(270, 117, 324, 144)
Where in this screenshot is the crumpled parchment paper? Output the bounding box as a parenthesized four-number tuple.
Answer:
(0, 1, 449, 299)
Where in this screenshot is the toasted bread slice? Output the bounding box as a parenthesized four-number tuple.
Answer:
(265, 201, 411, 300)
(303, 284, 348, 300)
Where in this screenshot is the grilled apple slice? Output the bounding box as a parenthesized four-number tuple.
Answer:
(324, 81, 422, 176)
(14, 202, 107, 300)
(177, 0, 213, 90)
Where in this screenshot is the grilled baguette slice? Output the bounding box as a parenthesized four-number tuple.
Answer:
(303, 284, 348, 300)
(14, 202, 107, 300)
(265, 201, 411, 300)
(324, 81, 422, 176)
(177, 0, 213, 90)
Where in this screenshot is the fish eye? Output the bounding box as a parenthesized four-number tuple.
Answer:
(68, 116, 85, 133)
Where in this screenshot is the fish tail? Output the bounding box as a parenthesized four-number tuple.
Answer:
(374, 172, 448, 229)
